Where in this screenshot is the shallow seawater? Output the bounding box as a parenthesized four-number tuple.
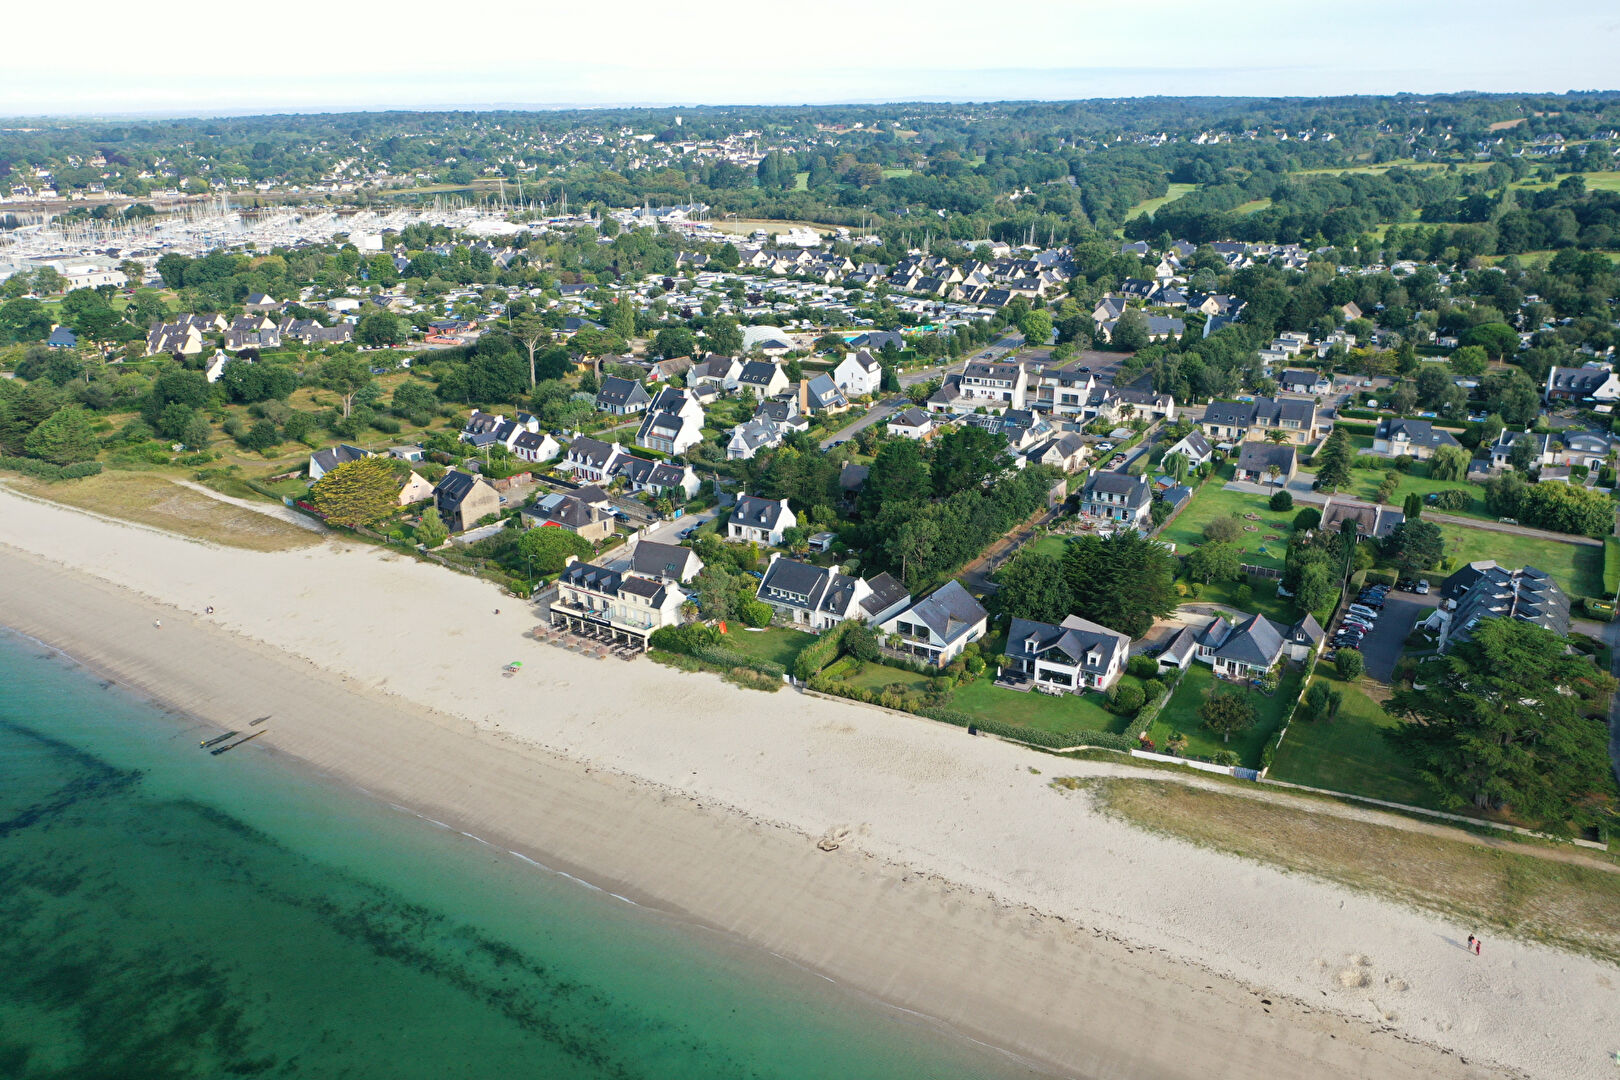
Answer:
(0, 629, 1057, 1080)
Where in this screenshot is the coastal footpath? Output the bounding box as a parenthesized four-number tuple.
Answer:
(0, 484, 1611, 1080)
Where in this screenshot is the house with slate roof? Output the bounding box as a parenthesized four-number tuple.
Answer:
(308, 443, 372, 481)
(737, 359, 790, 398)
(595, 376, 652, 416)
(613, 455, 700, 499)
(559, 436, 627, 483)
(628, 539, 703, 585)
(754, 555, 910, 632)
(432, 470, 501, 532)
(878, 580, 988, 667)
(520, 492, 614, 541)
(549, 558, 686, 651)
(728, 494, 795, 546)
(802, 373, 849, 414)
(1080, 472, 1153, 528)
(1163, 429, 1214, 469)
(1233, 442, 1297, 485)
(1004, 615, 1132, 693)
(1372, 418, 1463, 460)
(1544, 364, 1620, 404)
(635, 386, 704, 455)
(1430, 562, 1569, 651)
(832, 349, 882, 397)
(1201, 396, 1322, 445)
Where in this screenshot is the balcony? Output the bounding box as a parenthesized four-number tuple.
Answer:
(550, 599, 656, 632)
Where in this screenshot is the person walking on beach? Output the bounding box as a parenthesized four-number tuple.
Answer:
(1475, 938, 1481, 956)
(1467, 933, 1475, 951)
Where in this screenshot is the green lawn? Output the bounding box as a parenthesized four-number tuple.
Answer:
(791, 171, 809, 191)
(1149, 664, 1305, 768)
(720, 626, 817, 668)
(1232, 197, 1272, 214)
(1022, 534, 1071, 560)
(824, 656, 935, 693)
(1127, 182, 1197, 221)
(1438, 525, 1605, 600)
(946, 677, 1141, 738)
(1268, 673, 1442, 810)
(1157, 471, 1290, 568)
(1190, 577, 1297, 624)
(1335, 459, 1490, 521)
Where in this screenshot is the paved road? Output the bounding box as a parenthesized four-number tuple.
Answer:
(638, 506, 719, 546)
(818, 397, 906, 449)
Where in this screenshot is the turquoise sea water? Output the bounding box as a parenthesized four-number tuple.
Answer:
(0, 630, 1056, 1080)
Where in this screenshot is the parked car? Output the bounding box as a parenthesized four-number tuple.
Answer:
(1349, 604, 1380, 618)
(1094, 441, 1114, 452)
(1415, 579, 1431, 595)
(1398, 578, 1417, 591)
(1341, 617, 1375, 632)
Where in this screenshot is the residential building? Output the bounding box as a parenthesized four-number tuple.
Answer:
(635, 386, 705, 456)
(45, 326, 77, 349)
(595, 376, 652, 415)
(628, 539, 703, 585)
(1318, 495, 1403, 539)
(801, 374, 849, 414)
(1004, 615, 1132, 693)
(1163, 429, 1214, 469)
(1432, 562, 1569, 651)
(1022, 432, 1089, 473)
(1489, 429, 1556, 471)
(727, 417, 786, 460)
(520, 492, 615, 541)
(432, 470, 502, 532)
(511, 429, 560, 465)
(832, 349, 882, 397)
(1544, 364, 1620, 404)
(308, 443, 370, 481)
(753, 555, 908, 631)
(1233, 442, 1297, 485)
(886, 407, 936, 440)
(548, 559, 686, 652)
(614, 455, 700, 499)
(1200, 396, 1321, 445)
(1278, 368, 1331, 396)
(958, 360, 1028, 409)
(1080, 472, 1153, 528)
(736, 360, 790, 398)
(728, 494, 795, 546)
(1192, 612, 1289, 680)
(396, 471, 434, 506)
(689, 354, 743, 391)
(878, 580, 988, 667)
(1371, 418, 1462, 460)
(558, 436, 627, 483)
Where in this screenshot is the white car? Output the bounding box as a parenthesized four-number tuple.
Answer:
(1348, 604, 1380, 619)
(1094, 441, 1114, 452)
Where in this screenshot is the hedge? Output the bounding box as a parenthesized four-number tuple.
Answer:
(0, 457, 103, 481)
(792, 621, 853, 680)
(1605, 536, 1620, 599)
(692, 644, 784, 680)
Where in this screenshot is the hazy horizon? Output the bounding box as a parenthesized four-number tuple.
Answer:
(6, 0, 1619, 117)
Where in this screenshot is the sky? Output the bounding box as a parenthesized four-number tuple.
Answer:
(4, 0, 1619, 116)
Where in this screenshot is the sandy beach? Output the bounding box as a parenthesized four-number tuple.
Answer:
(1, 483, 1613, 1080)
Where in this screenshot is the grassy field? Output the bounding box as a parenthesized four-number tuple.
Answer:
(1149, 663, 1305, 767)
(825, 656, 935, 693)
(718, 626, 817, 668)
(4, 470, 319, 552)
(947, 677, 1141, 738)
(1269, 673, 1442, 810)
(1232, 197, 1272, 215)
(1509, 169, 1620, 194)
(1021, 533, 1071, 560)
(1157, 472, 1289, 568)
(1127, 183, 1196, 221)
(1439, 525, 1604, 600)
(1086, 778, 1620, 965)
(1190, 577, 1299, 625)
(1337, 459, 1490, 521)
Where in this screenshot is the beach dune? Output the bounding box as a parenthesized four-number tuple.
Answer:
(0, 484, 1611, 1080)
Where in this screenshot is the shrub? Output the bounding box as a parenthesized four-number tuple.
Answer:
(1203, 515, 1242, 543)
(792, 621, 851, 680)
(1336, 648, 1365, 680)
(1430, 488, 1470, 511)
(1232, 583, 1252, 609)
(1141, 678, 1166, 702)
(1293, 507, 1322, 531)
(1109, 683, 1146, 715)
(649, 623, 720, 655)
(60, 461, 104, 479)
(737, 598, 773, 629)
(1212, 750, 1240, 767)
(1126, 655, 1160, 680)
(1301, 681, 1331, 722)
(1269, 490, 1293, 511)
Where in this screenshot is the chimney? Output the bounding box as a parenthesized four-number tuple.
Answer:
(798, 378, 809, 414)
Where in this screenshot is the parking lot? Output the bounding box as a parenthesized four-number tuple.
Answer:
(1335, 589, 1440, 683)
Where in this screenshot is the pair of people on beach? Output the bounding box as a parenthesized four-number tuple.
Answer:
(1466, 933, 1482, 955)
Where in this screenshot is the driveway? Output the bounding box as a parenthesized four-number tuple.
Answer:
(1345, 590, 1439, 683)
(819, 398, 903, 449)
(639, 507, 718, 546)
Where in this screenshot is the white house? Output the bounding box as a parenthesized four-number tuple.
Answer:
(308, 443, 371, 481)
(512, 429, 561, 465)
(728, 494, 795, 546)
(736, 360, 790, 399)
(636, 386, 705, 456)
(833, 349, 883, 397)
(754, 555, 910, 632)
(1004, 615, 1131, 693)
(559, 436, 627, 483)
(1163, 429, 1214, 470)
(878, 580, 988, 667)
(886, 406, 935, 440)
